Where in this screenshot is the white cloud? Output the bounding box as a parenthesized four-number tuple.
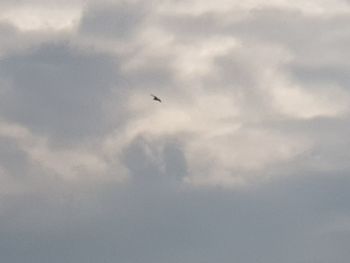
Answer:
(158, 0, 350, 15)
(271, 81, 350, 119)
(0, 1, 82, 31)
(0, 119, 113, 182)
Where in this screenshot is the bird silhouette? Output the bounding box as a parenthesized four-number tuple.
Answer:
(151, 94, 162, 103)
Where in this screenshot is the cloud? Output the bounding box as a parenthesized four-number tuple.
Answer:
(0, 43, 121, 143)
(0, 0, 82, 31)
(79, 2, 149, 40)
(0, 0, 350, 262)
(0, 0, 349, 185)
(158, 0, 350, 15)
(1, 172, 350, 263)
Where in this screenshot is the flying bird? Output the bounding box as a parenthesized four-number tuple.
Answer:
(151, 94, 162, 103)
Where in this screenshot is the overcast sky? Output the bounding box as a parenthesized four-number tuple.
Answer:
(0, 0, 350, 262)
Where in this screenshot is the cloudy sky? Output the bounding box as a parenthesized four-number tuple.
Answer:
(0, 0, 350, 262)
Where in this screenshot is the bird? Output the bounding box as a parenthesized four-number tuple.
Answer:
(151, 94, 162, 103)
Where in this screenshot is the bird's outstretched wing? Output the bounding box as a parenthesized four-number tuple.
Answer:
(151, 94, 162, 102)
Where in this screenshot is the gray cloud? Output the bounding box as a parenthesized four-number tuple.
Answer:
(122, 136, 187, 182)
(0, 173, 350, 263)
(0, 43, 122, 144)
(0, 1, 350, 262)
(79, 2, 149, 40)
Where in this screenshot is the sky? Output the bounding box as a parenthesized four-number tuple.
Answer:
(0, 0, 350, 262)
